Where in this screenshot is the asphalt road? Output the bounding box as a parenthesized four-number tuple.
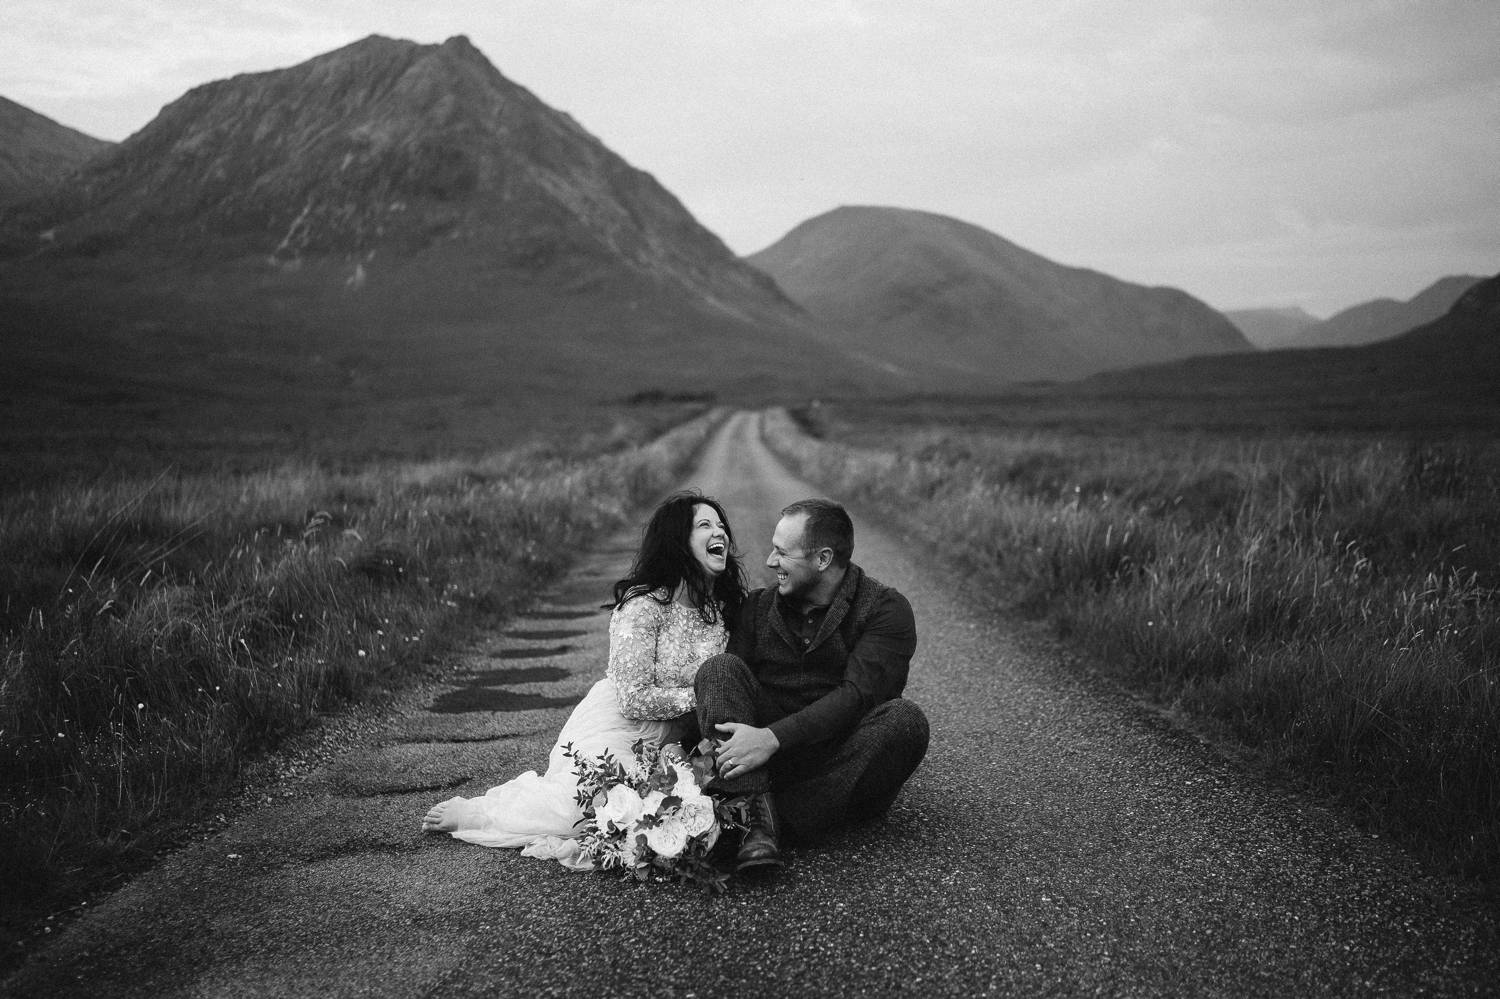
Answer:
(4, 410, 1496, 997)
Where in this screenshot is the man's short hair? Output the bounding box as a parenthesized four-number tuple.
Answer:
(782, 498, 854, 568)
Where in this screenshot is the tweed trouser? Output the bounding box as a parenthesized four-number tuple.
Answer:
(693, 653, 930, 842)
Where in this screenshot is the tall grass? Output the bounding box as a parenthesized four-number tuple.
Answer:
(0, 410, 722, 928)
(764, 407, 1499, 886)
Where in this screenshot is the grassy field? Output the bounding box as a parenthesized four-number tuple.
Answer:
(766, 399, 1499, 890)
(0, 277, 732, 493)
(0, 405, 721, 950)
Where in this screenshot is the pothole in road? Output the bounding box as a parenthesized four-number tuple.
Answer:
(390, 732, 529, 745)
(459, 666, 570, 685)
(343, 775, 473, 798)
(502, 628, 587, 640)
(489, 645, 573, 660)
(427, 688, 581, 714)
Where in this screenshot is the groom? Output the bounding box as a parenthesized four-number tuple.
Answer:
(695, 498, 929, 870)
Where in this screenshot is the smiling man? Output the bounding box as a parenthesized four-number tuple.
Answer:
(695, 497, 929, 870)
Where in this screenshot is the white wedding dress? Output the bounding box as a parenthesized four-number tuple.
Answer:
(430, 590, 727, 868)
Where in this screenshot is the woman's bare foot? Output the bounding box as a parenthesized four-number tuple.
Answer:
(422, 797, 464, 833)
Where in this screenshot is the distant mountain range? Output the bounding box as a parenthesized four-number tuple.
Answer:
(748, 206, 1252, 383)
(0, 34, 1491, 457)
(1387, 271, 1500, 356)
(0, 35, 892, 414)
(0, 96, 111, 208)
(1225, 306, 1320, 349)
(1071, 269, 1500, 431)
(1288, 275, 1484, 349)
(4, 36, 790, 318)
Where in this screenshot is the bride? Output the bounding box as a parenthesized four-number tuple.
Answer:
(421, 490, 747, 868)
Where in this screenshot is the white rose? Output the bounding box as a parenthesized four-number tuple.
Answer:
(676, 797, 716, 838)
(596, 785, 645, 831)
(640, 790, 667, 818)
(644, 817, 690, 859)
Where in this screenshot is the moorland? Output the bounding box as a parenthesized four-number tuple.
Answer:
(766, 380, 1499, 890)
(2, 31, 1497, 970)
(0, 400, 717, 962)
(5, 353, 1497, 963)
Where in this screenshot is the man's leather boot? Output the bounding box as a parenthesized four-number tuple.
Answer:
(736, 792, 784, 870)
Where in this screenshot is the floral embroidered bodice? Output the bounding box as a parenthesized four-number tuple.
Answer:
(606, 590, 728, 720)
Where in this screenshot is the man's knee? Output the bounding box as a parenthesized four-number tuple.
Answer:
(868, 698, 930, 762)
(693, 653, 749, 696)
(835, 699, 928, 828)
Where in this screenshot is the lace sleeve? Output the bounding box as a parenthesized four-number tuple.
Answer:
(607, 595, 696, 721)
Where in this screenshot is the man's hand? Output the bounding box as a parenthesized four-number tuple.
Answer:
(713, 722, 779, 779)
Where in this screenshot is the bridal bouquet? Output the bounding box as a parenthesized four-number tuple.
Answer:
(563, 738, 745, 894)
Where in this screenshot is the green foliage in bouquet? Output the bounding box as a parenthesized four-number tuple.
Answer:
(564, 738, 747, 894)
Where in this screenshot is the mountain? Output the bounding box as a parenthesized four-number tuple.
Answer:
(747, 206, 1252, 384)
(0, 34, 893, 439)
(1225, 306, 1320, 349)
(1059, 270, 1500, 433)
(1386, 271, 1500, 357)
(1289, 275, 1484, 348)
(0, 96, 112, 207)
(3, 36, 786, 316)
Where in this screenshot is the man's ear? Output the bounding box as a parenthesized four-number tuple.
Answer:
(816, 549, 832, 571)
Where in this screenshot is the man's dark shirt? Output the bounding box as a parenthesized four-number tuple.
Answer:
(726, 563, 917, 750)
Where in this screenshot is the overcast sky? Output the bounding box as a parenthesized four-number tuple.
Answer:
(3, 0, 1497, 316)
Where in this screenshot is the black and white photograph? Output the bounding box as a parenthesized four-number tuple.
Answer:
(2, 2, 1497, 995)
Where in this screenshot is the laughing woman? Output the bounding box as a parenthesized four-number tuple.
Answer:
(421, 490, 747, 868)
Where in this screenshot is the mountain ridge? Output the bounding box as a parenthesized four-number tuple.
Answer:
(0, 34, 901, 421)
(1225, 306, 1320, 349)
(4, 35, 790, 311)
(0, 96, 112, 208)
(747, 205, 1252, 383)
(1388, 271, 1500, 353)
(1289, 275, 1483, 349)
(1061, 270, 1500, 434)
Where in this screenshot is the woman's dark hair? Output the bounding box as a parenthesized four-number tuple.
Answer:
(612, 490, 747, 629)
